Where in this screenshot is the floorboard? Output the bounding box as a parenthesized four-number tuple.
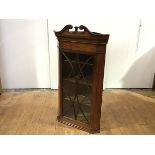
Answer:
(0, 89, 155, 135)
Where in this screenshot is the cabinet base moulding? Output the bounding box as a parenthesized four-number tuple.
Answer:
(57, 116, 100, 134)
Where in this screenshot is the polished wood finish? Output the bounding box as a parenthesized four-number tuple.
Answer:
(0, 89, 155, 135)
(0, 78, 2, 95)
(54, 25, 109, 133)
(91, 52, 106, 131)
(59, 41, 96, 53)
(152, 73, 155, 90)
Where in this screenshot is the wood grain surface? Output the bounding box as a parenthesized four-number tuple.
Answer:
(0, 89, 155, 135)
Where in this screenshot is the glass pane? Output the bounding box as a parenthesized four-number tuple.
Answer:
(62, 51, 94, 124)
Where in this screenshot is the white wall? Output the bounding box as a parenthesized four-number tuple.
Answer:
(122, 18, 155, 88)
(45, 0, 155, 89)
(0, 19, 50, 89)
(48, 17, 138, 89)
(1, 18, 155, 89)
(48, 17, 155, 89)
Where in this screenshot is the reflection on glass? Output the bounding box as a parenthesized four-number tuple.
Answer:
(62, 51, 94, 124)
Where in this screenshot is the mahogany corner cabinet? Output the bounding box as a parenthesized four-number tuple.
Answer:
(54, 25, 109, 133)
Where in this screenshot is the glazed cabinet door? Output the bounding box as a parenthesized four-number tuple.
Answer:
(60, 50, 95, 125)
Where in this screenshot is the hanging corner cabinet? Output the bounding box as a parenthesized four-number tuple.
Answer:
(54, 25, 109, 133)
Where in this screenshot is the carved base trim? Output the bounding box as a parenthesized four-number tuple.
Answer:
(57, 116, 100, 134)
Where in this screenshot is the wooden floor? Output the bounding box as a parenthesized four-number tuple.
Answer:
(0, 89, 155, 135)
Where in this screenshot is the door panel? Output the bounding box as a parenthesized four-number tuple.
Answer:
(61, 51, 94, 124)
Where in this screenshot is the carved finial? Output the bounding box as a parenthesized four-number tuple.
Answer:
(79, 25, 91, 33)
(54, 25, 73, 36)
(74, 26, 78, 32)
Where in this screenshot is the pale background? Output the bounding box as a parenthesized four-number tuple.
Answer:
(0, 17, 155, 89)
(0, 0, 155, 90)
(0, 0, 155, 155)
(0, 19, 50, 88)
